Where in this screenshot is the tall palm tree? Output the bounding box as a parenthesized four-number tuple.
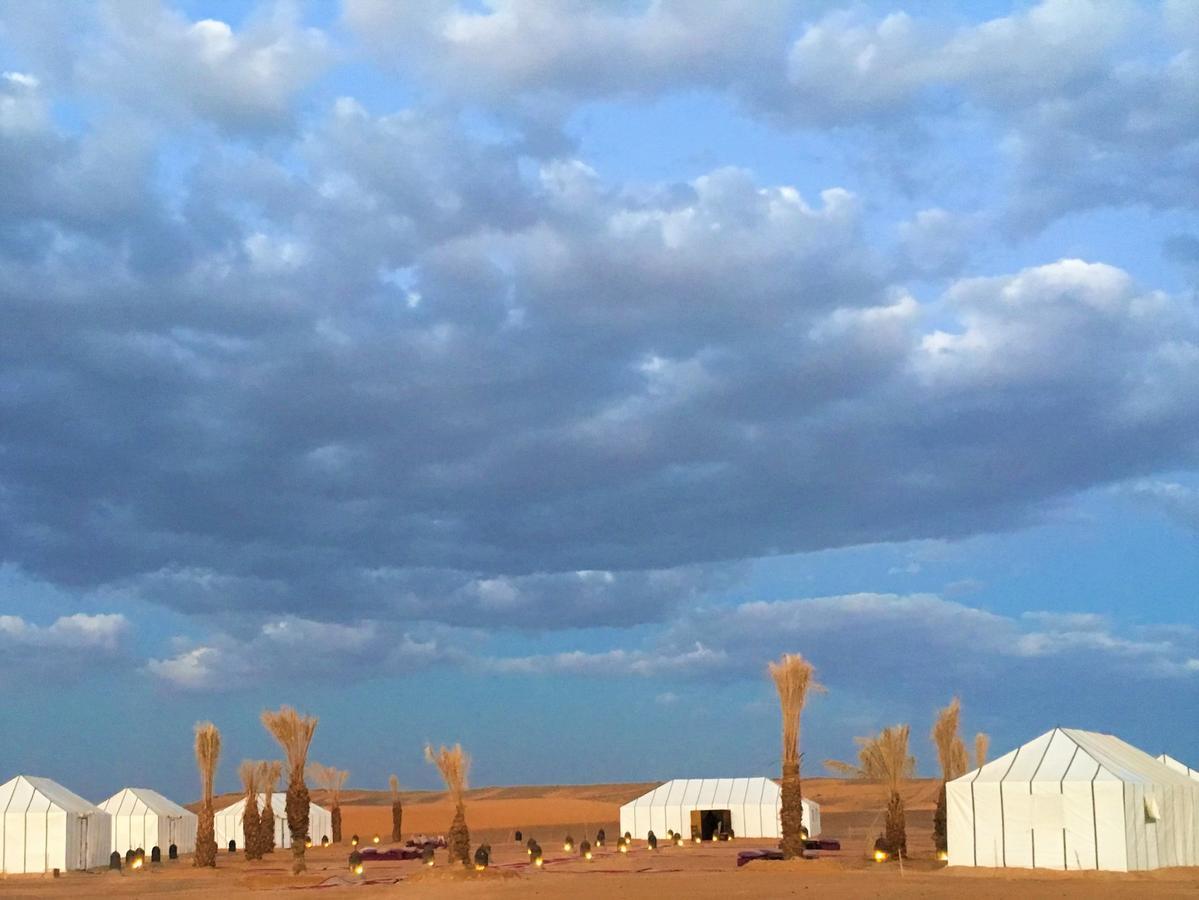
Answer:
(768, 653, 820, 858)
(261, 707, 318, 874)
(193, 722, 221, 867)
(826, 724, 916, 858)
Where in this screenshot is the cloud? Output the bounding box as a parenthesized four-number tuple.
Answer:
(467, 592, 1199, 724)
(1118, 479, 1199, 531)
(0, 611, 128, 649)
(144, 615, 455, 691)
(0, 612, 130, 684)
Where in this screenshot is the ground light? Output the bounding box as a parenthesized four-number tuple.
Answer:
(474, 846, 489, 871)
(937, 850, 948, 862)
(563, 834, 574, 852)
(580, 839, 592, 860)
(348, 851, 363, 876)
(351, 835, 359, 847)
(131, 857, 143, 871)
(372, 834, 380, 844)
(305, 838, 313, 848)
(422, 846, 435, 866)
(531, 845, 544, 867)
(874, 849, 889, 863)
(618, 838, 629, 854)
(673, 833, 683, 847)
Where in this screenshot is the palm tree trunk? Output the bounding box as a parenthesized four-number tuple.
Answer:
(780, 761, 805, 858)
(447, 804, 470, 865)
(194, 803, 217, 867)
(885, 790, 907, 858)
(390, 800, 402, 843)
(332, 804, 342, 844)
(933, 782, 947, 854)
(286, 770, 310, 874)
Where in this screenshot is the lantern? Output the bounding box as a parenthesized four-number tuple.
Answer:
(937, 849, 948, 862)
(474, 846, 489, 871)
(531, 845, 544, 867)
(595, 828, 605, 847)
(563, 834, 574, 852)
(372, 834, 380, 844)
(351, 834, 360, 847)
(580, 839, 592, 861)
(874, 849, 889, 863)
(348, 850, 363, 875)
(422, 846, 435, 866)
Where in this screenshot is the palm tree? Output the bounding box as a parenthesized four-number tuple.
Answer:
(257, 760, 281, 854)
(826, 724, 916, 858)
(930, 699, 968, 856)
(389, 775, 403, 843)
(768, 653, 820, 858)
(425, 744, 471, 865)
(261, 707, 318, 873)
(193, 722, 221, 867)
(238, 760, 262, 859)
(308, 762, 349, 843)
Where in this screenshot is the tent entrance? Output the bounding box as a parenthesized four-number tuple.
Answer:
(690, 809, 732, 840)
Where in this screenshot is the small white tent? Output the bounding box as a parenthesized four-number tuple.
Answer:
(619, 778, 820, 840)
(948, 728, 1199, 871)
(100, 788, 197, 856)
(1157, 754, 1199, 782)
(214, 793, 332, 850)
(0, 775, 111, 873)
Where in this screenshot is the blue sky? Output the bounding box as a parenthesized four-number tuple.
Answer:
(0, 0, 1196, 803)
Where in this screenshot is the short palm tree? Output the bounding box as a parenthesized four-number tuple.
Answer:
(425, 744, 471, 865)
(826, 724, 916, 858)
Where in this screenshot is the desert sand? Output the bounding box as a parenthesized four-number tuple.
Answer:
(3, 778, 1197, 898)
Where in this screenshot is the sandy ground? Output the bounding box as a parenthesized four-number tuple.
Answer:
(4, 779, 1197, 898)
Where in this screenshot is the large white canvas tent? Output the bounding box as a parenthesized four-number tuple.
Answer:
(100, 788, 197, 855)
(619, 778, 820, 841)
(1158, 754, 1199, 782)
(948, 728, 1199, 871)
(0, 775, 111, 873)
(214, 793, 332, 850)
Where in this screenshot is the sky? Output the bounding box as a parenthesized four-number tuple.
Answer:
(0, 0, 1196, 803)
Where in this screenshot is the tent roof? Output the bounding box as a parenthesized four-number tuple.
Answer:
(101, 787, 195, 818)
(0, 775, 104, 815)
(216, 793, 329, 816)
(951, 728, 1197, 787)
(1157, 754, 1199, 780)
(622, 777, 818, 810)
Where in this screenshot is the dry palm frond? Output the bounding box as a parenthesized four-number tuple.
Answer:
(975, 732, 990, 768)
(308, 762, 349, 806)
(259, 760, 282, 793)
(194, 722, 221, 804)
(239, 760, 259, 793)
(931, 698, 969, 781)
(825, 724, 916, 796)
(261, 706, 319, 775)
(425, 744, 470, 807)
(768, 654, 821, 766)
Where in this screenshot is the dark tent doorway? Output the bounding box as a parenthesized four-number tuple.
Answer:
(690, 809, 732, 840)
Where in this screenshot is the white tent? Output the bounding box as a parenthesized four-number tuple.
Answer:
(0, 775, 111, 873)
(99, 788, 197, 856)
(214, 793, 332, 850)
(1158, 754, 1199, 782)
(619, 778, 820, 840)
(948, 728, 1199, 871)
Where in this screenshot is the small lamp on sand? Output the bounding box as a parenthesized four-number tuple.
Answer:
(617, 837, 629, 854)
(422, 846, 435, 866)
(351, 834, 360, 847)
(515, 830, 523, 843)
(580, 839, 592, 861)
(372, 834, 380, 845)
(647, 831, 658, 850)
(595, 828, 605, 847)
(673, 832, 683, 847)
(526, 837, 537, 856)
(109, 852, 121, 871)
(474, 846, 489, 871)
(531, 845, 544, 868)
(348, 850, 363, 876)
(563, 834, 574, 852)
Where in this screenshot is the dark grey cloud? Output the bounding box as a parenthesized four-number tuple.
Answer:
(0, 1, 1197, 646)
